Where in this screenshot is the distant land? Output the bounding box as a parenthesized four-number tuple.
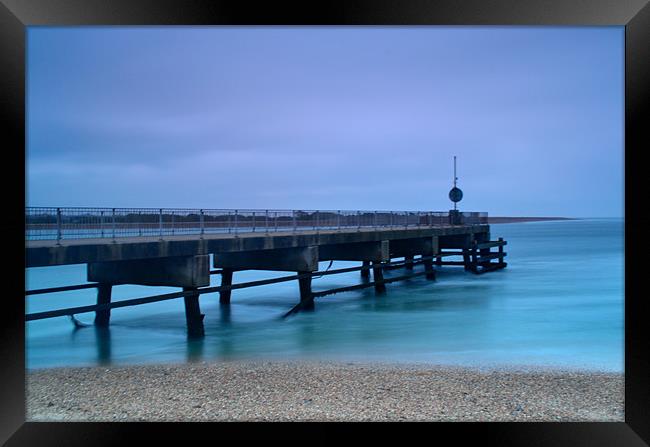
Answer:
(488, 217, 578, 224)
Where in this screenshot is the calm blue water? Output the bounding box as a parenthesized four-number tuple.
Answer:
(25, 219, 624, 372)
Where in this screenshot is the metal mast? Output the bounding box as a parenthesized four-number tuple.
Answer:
(453, 156, 457, 210)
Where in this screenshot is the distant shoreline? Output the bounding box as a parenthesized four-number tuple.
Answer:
(488, 217, 578, 224)
(27, 360, 623, 422)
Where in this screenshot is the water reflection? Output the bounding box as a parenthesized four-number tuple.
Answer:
(186, 336, 204, 362)
(94, 327, 111, 365)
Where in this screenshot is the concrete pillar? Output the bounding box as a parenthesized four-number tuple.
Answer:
(298, 271, 314, 310)
(463, 234, 474, 271)
(372, 261, 386, 294)
(361, 260, 370, 278)
(463, 248, 471, 271)
(423, 258, 436, 280)
(183, 286, 205, 338)
(405, 255, 414, 270)
(219, 268, 233, 304)
(94, 283, 112, 327)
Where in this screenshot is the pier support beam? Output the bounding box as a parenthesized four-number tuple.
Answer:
(88, 255, 210, 288)
(405, 255, 414, 270)
(219, 268, 234, 304)
(183, 286, 205, 338)
(298, 272, 314, 310)
(319, 240, 389, 263)
(94, 283, 112, 327)
(361, 260, 370, 278)
(372, 261, 386, 294)
(214, 246, 319, 272)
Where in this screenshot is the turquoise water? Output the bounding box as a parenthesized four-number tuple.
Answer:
(25, 219, 624, 372)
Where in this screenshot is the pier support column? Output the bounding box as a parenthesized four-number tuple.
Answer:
(463, 249, 471, 271)
(298, 271, 314, 310)
(405, 255, 414, 270)
(372, 261, 386, 294)
(462, 235, 474, 271)
(423, 258, 436, 280)
(183, 287, 205, 338)
(498, 237, 505, 265)
(361, 261, 370, 278)
(94, 283, 112, 327)
(219, 268, 234, 304)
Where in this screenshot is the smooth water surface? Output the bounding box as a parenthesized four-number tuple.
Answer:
(26, 219, 624, 372)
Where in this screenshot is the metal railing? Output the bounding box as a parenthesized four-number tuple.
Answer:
(25, 207, 488, 241)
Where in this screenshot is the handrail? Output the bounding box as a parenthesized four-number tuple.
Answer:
(25, 207, 488, 241)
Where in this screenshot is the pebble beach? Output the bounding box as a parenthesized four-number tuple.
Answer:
(26, 360, 624, 422)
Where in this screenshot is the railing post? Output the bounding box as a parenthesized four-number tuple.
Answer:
(56, 208, 62, 243)
(275, 211, 278, 232)
(100, 210, 104, 238)
(265, 209, 269, 234)
(337, 211, 341, 231)
(111, 208, 116, 242)
(374, 211, 377, 229)
(357, 211, 361, 231)
(315, 211, 319, 231)
(200, 209, 204, 238)
(234, 210, 239, 236)
(228, 212, 232, 234)
(252, 211, 256, 232)
(171, 211, 175, 235)
(292, 210, 296, 233)
(159, 208, 163, 239)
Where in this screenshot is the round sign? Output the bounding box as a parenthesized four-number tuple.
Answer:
(449, 187, 463, 203)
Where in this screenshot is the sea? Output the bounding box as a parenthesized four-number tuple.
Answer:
(25, 218, 624, 372)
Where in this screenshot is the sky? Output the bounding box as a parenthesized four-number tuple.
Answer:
(26, 27, 624, 217)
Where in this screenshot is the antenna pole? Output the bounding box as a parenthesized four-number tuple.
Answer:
(453, 156, 457, 210)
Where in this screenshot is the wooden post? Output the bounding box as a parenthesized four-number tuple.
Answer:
(405, 255, 414, 270)
(94, 283, 112, 327)
(298, 272, 314, 310)
(372, 261, 386, 294)
(423, 258, 436, 280)
(183, 287, 205, 338)
(498, 237, 505, 265)
(479, 246, 491, 269)
(219, 268, 233, 304)
(435, 255, 442, 266)
(361, 260, 370, 278)
(470, 241, 479, 273)
(463, 247, 472, 271)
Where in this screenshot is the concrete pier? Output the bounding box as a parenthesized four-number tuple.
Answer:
(26, 224, 505, 336)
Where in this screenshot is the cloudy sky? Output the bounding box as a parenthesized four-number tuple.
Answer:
(27, 27, 623, 217)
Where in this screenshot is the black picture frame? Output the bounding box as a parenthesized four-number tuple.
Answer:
(2, 0, 648, 445)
